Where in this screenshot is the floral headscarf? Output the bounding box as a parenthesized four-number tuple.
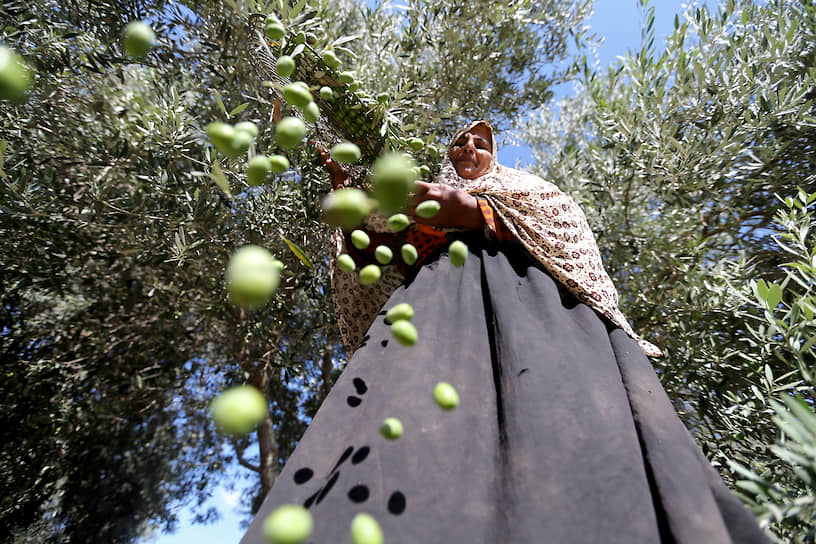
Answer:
(330, 121, 663, 358)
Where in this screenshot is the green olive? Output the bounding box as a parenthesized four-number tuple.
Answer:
(207, 122, 235, 156)
(234, 121, 259, 138)
(385, 302, 414, 323)
(415, 200, 440, 218)
(376, 92, 389, 104)
(391, 319, 417, 346)
(123, 21, 155, 59)
(303, 101, 320, 123)
(322, 188, 373, 229)
(265, 22, 285, 41)
(226, 245, 280, 309)
(338, 71, 355, 84)
(449, 240, 467, 267)
(426, 144, 439, 158)
(323, 50, 340, 70)
(401, 243, 418, 265)
(374, 245, 393, 265)
(210, 385, 268, 435)
(0, 47, 32, 103)
(358, 264, 381, 286)
(407, 137, 424, 151)
(379, 417, 403, 440)
(293, 31, 306, 44)
(350, 513, 383, 544)
(387, 213, 410, 232)
(337, 254, 356, 272)
(268, 154, 290, 174)
(276, 55, 296, 77)
(247, 155, 272, 186)
(262, 504, 313, 544)
(229, 130, 254, 158)
(419, 164, 431, 177)
(351, 229, 370, 250)
(433, 382, 459, 410)
(319, 86, 334, 100)
(348, 81, 360, 92)
(275, 117, 307, 149)
(371, 151, 418, 215)
(331, 142, 361, 164)
(283, 82, 313, 108)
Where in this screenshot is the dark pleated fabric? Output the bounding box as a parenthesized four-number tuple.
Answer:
(241, 236, 770, 544)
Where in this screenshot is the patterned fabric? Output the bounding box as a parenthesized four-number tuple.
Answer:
(330, 121, 663, 358)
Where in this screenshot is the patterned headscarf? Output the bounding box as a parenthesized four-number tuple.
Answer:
(330, 121, 663, 358)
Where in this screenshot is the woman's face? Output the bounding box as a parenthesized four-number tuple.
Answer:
(448, 124, 493, 179)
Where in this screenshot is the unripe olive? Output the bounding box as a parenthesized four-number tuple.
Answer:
(379, 417, 403, 440)
(391, 320, 417, 346)
(275, 117, 307, 149)
(211, 385, 267, 435)
(0, 47, 32, 103)
(407, 137, 424, 151)
(229, 130, 254, 158)
(265, 23, 285, 41)
(207, 122, 235, 156)
(419, 164, 431, 177)
(338, 71, 355, 84)
(371, 152, 419, 215)
(337, 254, 356, 272)
(123, 21, 155, 59)
(374, 245, 393, 265)
(415, 200, 440, 218)
(247, 155, 272, 186)
(434, 382, 459, 410)
(268, 154, 290, 174)
(351, 229, 370, 250)
(276, 55, 296, 77)
(385, 302, 414, 323)
(376, 92, 389, 104)
(401, 243, 418, 265)
(303, 101, 320, 123)
(322, 50, 340, 70)
(331, 142, 361, 164)
(319, 86, 334, 100)
(226, 245, 280, 309)
(350, 513, 383, 544)
(358, 264, 381, 286)
(283, 82, 312, 108)
(387, 213, 410, 232)
(262, 504, 313, 544)
(321, 188, 373, 229)
(449, 240, 467, 267)
(234, 121, 259, 138)
(293, 31, 306, 44)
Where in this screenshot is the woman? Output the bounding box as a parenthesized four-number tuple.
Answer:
(241, 121, 769, 543)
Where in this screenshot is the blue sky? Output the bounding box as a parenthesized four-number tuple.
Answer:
(145, 1, 693, 542)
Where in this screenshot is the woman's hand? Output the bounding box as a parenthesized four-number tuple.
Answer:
(407, 181, 485, 230)
(315, 145, 351, 190)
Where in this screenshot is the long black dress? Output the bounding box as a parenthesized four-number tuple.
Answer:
(241, 234, 770, 543)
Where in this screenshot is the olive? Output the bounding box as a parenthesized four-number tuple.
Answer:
(379, 417, 403, 440)
(374, 245, 393, 265)
(415, 200, 440, 218)
(247, 155, 272, 186)
(303, 101, 320, 123)
(268, 154, 290, 174)
(0, 47, 32, 103)
(262, 504, 313, 544)
(401, 244, 418, 265)
(331, 142, 361, 164)
(321, 188, 373, 229)
(371, 151, 418, 215)
(226, 245, 280, 309)
(391, 319, 417, 346)
(449, 240, 467, 267)
(350, 513, 383, 544)
(276, 55, 296, 77)
(123, 21, 155, 59)
(351, 229, 370, 250)
(275, 117, 307, 149)
(358, 264, 381, 286)
(319, 86, 334, 100)
(387, 213, 410, 232)
(434, 382, 459, 410)
(385, 302, 414, 323)
(283, 82, 313, 108)
(337, 254, 356, 272)
(210, 385, 268, 435)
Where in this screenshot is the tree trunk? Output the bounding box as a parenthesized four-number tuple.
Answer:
(257, 415, 280, 499)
